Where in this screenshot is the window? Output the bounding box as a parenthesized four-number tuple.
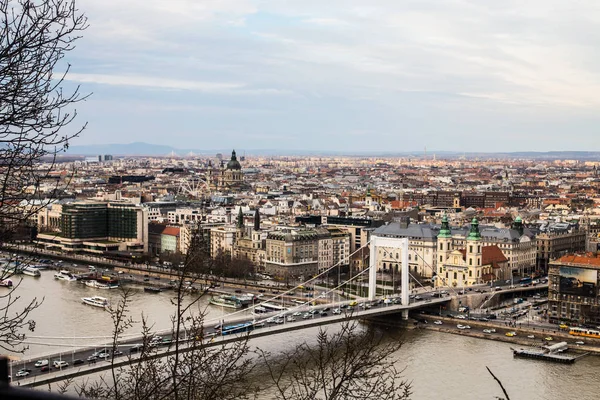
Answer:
(469, 270, 472, 277)
(469, 245, 473, 253)
(469, 259, 472, 266)
(453, 272, 457, 279)
(440, 255, 443, 262)
(440, 243, 443, 250)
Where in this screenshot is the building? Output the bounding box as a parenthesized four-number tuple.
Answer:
(548, 254, 600, 325)
(210, 225, 237, 257)
(36, 201, 148, 255)
(265, 229, 321, 279)
(437, 217, 510, 287)
(234, 209, 266, 267)
(207, 150, 246, 192)
(536, 226, 587, 273)
(371, 216, 535, 279)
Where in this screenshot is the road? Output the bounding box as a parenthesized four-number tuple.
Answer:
(9, 294, 450, 382)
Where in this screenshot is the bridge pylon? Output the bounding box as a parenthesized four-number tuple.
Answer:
(368, 236, 409, 319)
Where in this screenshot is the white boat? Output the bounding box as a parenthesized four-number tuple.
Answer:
(209, 295, 242, 309)
(54, 270, 77, 281)
(81, 296, 109, 308)
(85, 280, 117, 289)
(22, 266, 41, 277)
(0, 279, 13, 287)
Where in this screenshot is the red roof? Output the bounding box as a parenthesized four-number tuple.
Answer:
(458, 245, 507, 268)
(162, 227, 180, 237)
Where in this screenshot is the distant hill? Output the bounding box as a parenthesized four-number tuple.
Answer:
(67, 142, 181, 156)
(65, 142, 600, 159)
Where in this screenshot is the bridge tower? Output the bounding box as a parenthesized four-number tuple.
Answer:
(436, 214, 453, 287)
(369, 236, 409, 318)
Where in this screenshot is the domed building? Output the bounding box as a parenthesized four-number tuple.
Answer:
(208, 150, 246, 192)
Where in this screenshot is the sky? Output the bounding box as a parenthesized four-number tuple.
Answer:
(64, 0, 600, 153)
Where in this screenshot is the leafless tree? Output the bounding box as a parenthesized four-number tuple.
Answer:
(0, 0, 88, 352)
(258, 320, 412, 400)
(75, 246, 258, 400)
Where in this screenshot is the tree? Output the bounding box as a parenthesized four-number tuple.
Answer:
(258, 321, 412, 400)
(0, 0, 88, 351)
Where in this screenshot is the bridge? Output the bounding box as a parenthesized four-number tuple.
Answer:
(11, 237, 541, 387)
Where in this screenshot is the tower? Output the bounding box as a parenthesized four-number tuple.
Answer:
(437, 215, 453, 276)
(466, 217, 482, 283)
(252, 208, 262, 246)
(236, 207, 244, 240)
(511, 216, 524, 236)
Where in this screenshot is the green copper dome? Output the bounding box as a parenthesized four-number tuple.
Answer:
(515, 216, 522, 223)
(467, 217, 481, 241)
(438, 215, 452, 238)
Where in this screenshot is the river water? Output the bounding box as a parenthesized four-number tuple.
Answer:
(5, 271, 600, 399)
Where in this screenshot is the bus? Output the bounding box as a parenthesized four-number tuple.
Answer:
(519, 277, 532, 285)
(221, 322, 255, 336)
(569, 327, 600, 339)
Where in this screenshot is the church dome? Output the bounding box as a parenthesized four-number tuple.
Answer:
(226, 150, 242, 170)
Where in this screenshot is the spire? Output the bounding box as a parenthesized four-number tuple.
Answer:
(237, 207, 244, 229)
(467, 217, 481, 241)
(254, 208, 261, 231)
(438, 214, 452, 238)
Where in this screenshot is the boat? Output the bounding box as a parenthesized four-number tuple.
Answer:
(209, 295, 242, 309)
(84, 280, 118, 289)
(144, 287, 163, 293)
(0, 279, 13, 287)
(511, 342, 576, 364)
(54, 270, 77, 281)
(22, 266, 41, 277)
(81, 296, 109, 308)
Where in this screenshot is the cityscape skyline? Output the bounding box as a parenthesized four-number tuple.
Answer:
(65, 1, 600, 152)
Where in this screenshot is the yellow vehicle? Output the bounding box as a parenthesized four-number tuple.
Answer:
(569, 327, 600, 339)
(545, 337, 553, 341)
(505, 332, 516, 337)
(559, 324, 569, 329)
(349, 301, 358, 307)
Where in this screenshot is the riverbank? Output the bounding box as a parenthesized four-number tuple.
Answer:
(417, 315, 600, 355)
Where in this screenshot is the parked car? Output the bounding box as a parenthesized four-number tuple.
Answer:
(433, 320, 443, 325)
(73, 359, 85, 366)
(34, 359, 48, 368)
(40, 366, 50, 372)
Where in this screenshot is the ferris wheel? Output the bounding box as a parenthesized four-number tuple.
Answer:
(177, 176, 210, 198)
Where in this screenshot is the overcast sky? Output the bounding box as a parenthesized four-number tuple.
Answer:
(66, 0, 600, 152)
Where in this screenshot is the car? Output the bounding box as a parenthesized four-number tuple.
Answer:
(154, 276, 160, 280)
(53, 360, 68, 369)
(235, 289, 242, 293)
(302, 313, 311, 319)
(73, 359, 85, 366)
(97, 352, 111, 359)
(433, 320, 443, 325)
(415, 296, 423, 300)
(258, 289, 266, 293)
(113, 350, 124, 356)
(527, 335, 535, 339)
(545, 337, 553, 341)
(340, 304, 348, 309)
(286, 316, 296, 322)
(505, 332, 517, 337)
(456, 315, 467, 320)
(275, 318, 284, 324)
(87, 355, 98, 362)
(34, 359, 49, 368)
(348, 301, 358, 307)
(333, 308, 341, 315)
(292, 312, 302, 316)
(40, 366, 50, 372)
(575, 341, 585, 345)
(559, 324, 569, 329)
(483, 329, 496, 334)
(456, 324, 468, 330)
(495, 286, 502, 291)
(320, 312, 328, 316)
(15, 368, 31, 377)
(144, 278, 150, 282)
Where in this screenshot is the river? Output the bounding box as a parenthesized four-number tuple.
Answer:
(5, 270, 600, 399)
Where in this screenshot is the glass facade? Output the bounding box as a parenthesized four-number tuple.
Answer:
(60, 203, 138, 240)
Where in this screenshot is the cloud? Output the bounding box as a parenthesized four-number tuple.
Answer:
(68, 0, 600, 151)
